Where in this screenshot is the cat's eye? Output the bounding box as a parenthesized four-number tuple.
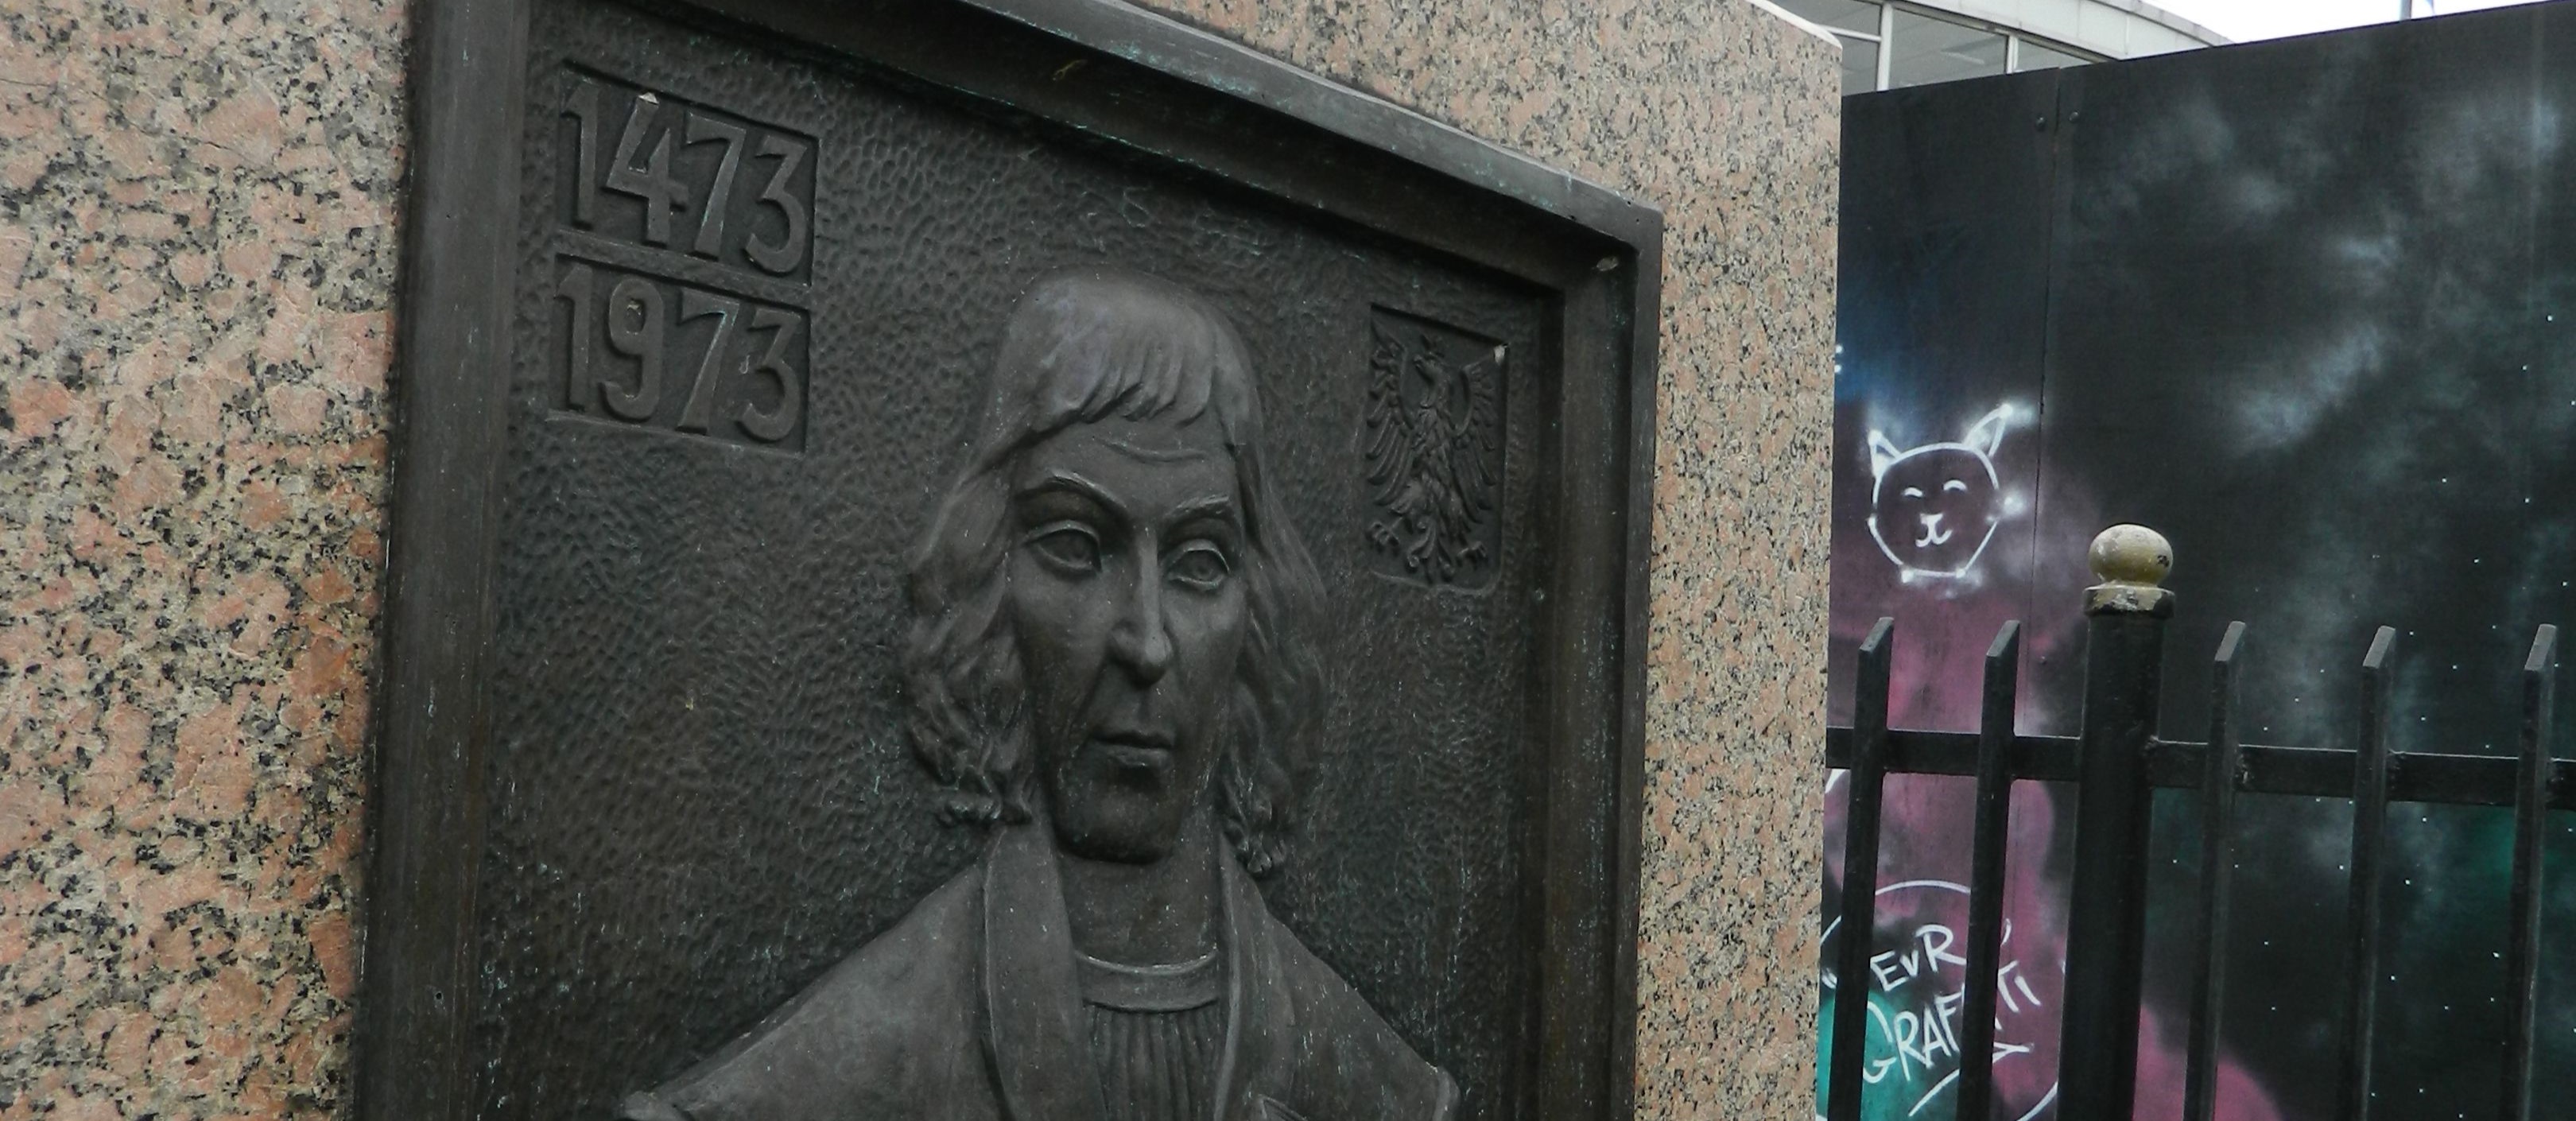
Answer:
(1901, 487, 1923, 499)
(1024, 524, 1102, 574)
(1943, 479, 1968, 493)
(1166, 541, 1232, 592)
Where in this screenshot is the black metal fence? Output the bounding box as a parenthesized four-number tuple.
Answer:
(1821, 526, 2564, 1121)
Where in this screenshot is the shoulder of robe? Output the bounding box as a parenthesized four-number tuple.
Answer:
(1250, 905, 1457, 1121)
(617, 863, 999, 1121)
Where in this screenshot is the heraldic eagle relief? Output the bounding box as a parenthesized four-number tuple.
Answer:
(1363, 316, 1507, 591)
(615, 270, 1457, 1121)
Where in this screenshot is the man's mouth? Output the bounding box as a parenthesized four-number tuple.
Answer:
(1086, 730, 1176, 777)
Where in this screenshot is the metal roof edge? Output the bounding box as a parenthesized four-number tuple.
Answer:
(1745, 0, 1846, 49)
(2086, 0, 2232, 45)
(1900, 0, 2233, 51)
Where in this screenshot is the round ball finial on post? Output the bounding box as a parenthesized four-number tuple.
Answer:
(2085, 524, 2174, 616)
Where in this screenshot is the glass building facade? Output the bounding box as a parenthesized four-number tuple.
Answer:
(1772, 0, 2223, 95)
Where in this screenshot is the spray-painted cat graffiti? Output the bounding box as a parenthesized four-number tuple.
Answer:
(1868, 405, 2014, 581)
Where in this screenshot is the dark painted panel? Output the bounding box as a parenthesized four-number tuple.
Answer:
(1833, 7, 2576, 1121)
(1831, 72, 2061, 735)
(1824, 69, 2065, 1121)
(2046, 15, 2549, 1119)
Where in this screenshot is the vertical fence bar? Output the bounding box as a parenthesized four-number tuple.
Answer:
(2337, 626, 2399, 1121)
(2060, 526, 2174, 1121)
(2183, 621, 2248, 1121)
(1827, 617, 1896, 1121)
(2499, 624, 2557, 1121)
(1954, 620, 2023, 1121)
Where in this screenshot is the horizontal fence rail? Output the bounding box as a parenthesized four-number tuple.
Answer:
(1821, 729, 2576, 809)
(1820, 525, 2565, 1121)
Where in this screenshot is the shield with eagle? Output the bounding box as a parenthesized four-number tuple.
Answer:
(1362, 311, 1507, 589)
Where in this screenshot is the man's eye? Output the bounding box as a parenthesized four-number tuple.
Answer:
(1025, 526, 1101, 573)
(1166, 543, 1232, 591)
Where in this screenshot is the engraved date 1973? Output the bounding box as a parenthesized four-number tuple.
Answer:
(553, 261, 806, 451)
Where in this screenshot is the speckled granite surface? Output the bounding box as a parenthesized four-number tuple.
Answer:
(1128, 3, 1839, 1116)
(0, 0, 1829, 1117)
(0, 0, 405, 1116)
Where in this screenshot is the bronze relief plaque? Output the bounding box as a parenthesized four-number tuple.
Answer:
(365, 3, 1660, 1121)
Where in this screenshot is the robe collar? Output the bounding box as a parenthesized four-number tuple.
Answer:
(980, 821, 1282, 1121)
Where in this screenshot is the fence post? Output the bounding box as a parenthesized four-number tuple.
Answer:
(2183, 621, 2247, 1121)
(1956, 620, 2023, 1121)
(2499, 624, 2557, 1121)
(1825, 618, 1896, 1121)
(2337, 626, 2399, 1121)
(2058, 525, 2174, 1121)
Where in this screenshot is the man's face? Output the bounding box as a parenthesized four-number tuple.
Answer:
(1007, 413, 1248, 864)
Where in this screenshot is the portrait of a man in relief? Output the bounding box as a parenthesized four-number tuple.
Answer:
(619, 270, 1456, 1121)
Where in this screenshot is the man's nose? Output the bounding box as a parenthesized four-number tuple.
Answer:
(1107, 554, 1175, 685)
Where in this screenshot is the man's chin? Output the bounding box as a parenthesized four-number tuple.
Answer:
(1049, 806, 1189, 864)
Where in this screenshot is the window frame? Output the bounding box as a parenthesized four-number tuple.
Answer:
(1788, 0, 2116, 94)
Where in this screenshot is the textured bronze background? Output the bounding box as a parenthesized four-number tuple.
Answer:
(471, 1, 1554, 1117)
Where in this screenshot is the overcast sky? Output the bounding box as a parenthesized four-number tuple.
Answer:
(2153, 0, 2551, 41)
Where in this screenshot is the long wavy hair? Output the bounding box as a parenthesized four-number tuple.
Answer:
(901, 268, 1326, 876)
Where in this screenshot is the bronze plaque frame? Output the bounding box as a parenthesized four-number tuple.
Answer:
(365, 1, 1662, 1118)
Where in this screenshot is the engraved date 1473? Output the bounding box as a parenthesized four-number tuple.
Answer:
(561, 74, 813, 277)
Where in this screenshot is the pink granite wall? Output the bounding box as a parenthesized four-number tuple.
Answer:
(1126, 4, 1840, 1116)
(0, 0, 1831, 1117)
(0, 0, 406, 1115)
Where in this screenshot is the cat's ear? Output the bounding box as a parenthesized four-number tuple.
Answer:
(1963, 405, 2012, 460)
(1868, 431, 1901, 479)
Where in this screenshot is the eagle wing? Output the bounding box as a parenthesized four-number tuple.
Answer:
(1450, 347, 1503, 522)
(1364, 328, 1418, 506)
